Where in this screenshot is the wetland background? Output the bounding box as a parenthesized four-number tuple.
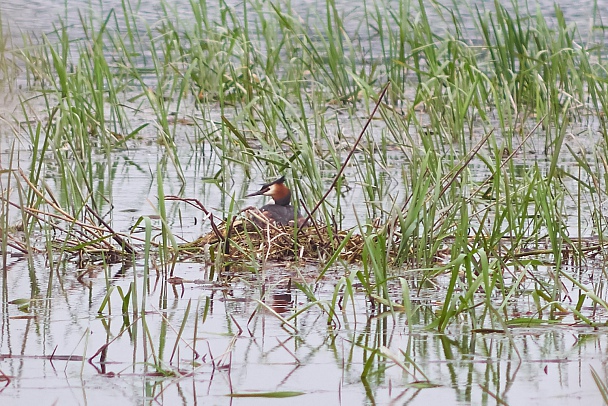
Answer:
(1, 0, 608, 404)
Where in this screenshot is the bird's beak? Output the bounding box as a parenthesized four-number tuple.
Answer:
(246, 186, 269, 197)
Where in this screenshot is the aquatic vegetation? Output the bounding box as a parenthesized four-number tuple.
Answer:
(1, 0, 608, 404)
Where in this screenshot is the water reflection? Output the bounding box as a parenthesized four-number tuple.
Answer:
(268, 290, 293, 314)
(1, 254, 607, 404)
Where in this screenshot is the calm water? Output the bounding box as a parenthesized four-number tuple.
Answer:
(4, 255, 608, 406)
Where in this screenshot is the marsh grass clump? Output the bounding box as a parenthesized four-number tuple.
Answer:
(181, 211, 365, 263)
(4, 0, 608, 389)
(0, 171, 138, 265)
(6, 1, 608, 402)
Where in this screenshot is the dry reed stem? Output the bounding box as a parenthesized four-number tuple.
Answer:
(0, 171, 148, 260)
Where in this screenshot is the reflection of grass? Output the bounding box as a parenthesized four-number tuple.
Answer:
(2, 0, 608, 401)
(591, 366, 608, 403)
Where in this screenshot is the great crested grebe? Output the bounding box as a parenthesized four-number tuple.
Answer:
(246, 176, 307, 227)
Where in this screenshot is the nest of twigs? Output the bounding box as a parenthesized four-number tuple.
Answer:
(180, 208, 365, 262)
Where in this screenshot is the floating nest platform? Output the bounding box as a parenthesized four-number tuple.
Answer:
(180, 210, 364, 263)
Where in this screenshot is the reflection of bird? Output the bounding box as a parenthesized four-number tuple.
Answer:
(246, 176, 307, 227)
(270, 291, 293, 314)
